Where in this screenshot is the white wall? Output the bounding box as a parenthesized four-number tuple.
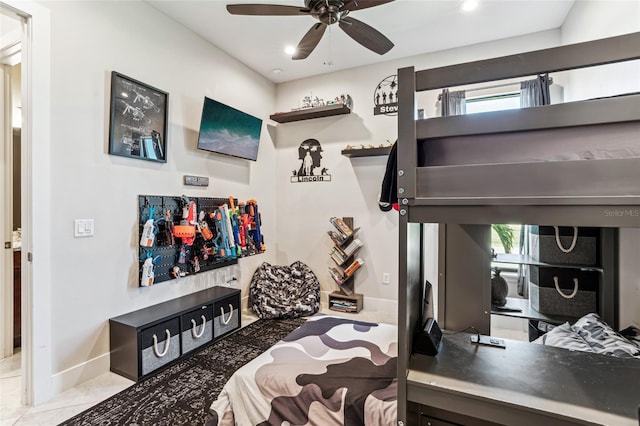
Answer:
(561, 0, 640, 328)
(273, 30, 561, 325)
(40, 0, 277, 396)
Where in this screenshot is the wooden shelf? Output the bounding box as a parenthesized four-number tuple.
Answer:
(492, 253, 602, 271)
(491, 296, 578, 324)
(341, 146, 392, 157)
(269, 104, 351, 123)
(328, 291, 363, 313)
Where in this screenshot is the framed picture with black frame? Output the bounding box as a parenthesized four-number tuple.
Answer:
(108, 71, 168, 163)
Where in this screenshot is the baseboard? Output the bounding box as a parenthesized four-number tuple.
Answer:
(50, 352, 110, 396)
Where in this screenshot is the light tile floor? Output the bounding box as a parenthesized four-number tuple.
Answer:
(0, 349, 133, 426)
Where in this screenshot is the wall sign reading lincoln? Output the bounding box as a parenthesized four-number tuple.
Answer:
(290, 139, 331, 183)
(373, 74, 398, 116)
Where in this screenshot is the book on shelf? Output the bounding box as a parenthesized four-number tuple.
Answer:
(331, 301, 357, 308)
(330, 217, 354, 240)
(343, 257, 364, 277)
(342, 238, 363, 257)
(327, 230, 348, 246)
(330, 251, 346, 266)
(331, 245, 360, 266)
(328, 266, 346, 284)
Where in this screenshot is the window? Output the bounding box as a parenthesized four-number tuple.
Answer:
(466, 92, 520, 114)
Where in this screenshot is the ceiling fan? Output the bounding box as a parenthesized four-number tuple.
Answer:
(226, 0, 395, 60)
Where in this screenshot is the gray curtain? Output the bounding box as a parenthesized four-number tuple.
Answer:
(520, 74, 551, 108)
(517, 225, 531, 297)
(440, 89, 466, 116)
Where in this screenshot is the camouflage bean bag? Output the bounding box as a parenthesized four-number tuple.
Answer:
(250, 261, 320, 319)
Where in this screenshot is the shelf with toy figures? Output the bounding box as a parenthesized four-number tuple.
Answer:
(341, 146, 392, 158)
(269, 104, 351, 123)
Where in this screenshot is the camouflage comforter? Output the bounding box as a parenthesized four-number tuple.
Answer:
(207, 314, 397, 425)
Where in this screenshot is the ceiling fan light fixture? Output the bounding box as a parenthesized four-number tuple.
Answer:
(460, 0, 478, 12)
(228, 0, 395, 59)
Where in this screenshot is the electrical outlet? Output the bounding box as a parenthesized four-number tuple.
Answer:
(382, 272, 390, 284)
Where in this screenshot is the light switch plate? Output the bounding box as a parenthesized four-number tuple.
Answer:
(74, 219, 94, 237)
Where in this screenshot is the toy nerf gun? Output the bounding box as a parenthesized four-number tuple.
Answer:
(165, 209, 175, 247)
(141, 254, 160, 287)
(228, 197, 242, 254)
(198, 210, 213, 240)
(237, 202, 247, 249)
(221, 204, 236, 256)
(246, 199, 265, 252)
(212, 207, 232, 258)
(140, 206, 158, 247)
(239, 210, 251, 252)
(173, 196, 197, 246)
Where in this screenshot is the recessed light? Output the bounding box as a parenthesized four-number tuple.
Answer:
(284, 45, 296, 55)
(460, 0, 478, 12)
(272, 68, 283, 74)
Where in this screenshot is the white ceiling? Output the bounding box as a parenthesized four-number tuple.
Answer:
(149, 0, 576, 84)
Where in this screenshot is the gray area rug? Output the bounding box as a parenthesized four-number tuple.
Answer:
(59, 317, 306, 426)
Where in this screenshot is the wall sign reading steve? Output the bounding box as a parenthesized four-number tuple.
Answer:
(373, 74, 398, 116)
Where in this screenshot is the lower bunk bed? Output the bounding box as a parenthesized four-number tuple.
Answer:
(206, 314, 398, 426)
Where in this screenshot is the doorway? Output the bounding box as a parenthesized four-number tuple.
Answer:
(1, 3, 25, 404)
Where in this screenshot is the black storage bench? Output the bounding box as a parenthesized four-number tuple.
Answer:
(109, 286, 241, 381)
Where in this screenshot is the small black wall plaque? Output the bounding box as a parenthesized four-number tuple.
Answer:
(184, 175, 209, 187)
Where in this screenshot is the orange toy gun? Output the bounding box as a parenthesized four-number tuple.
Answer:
(198, 210, 214, 240)
(173, 196, 197, 246)
(238, 202, 247, 249)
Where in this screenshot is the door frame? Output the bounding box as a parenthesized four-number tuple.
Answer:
(1, 0, 52, 406)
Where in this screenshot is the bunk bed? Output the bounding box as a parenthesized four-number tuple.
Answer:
(397, 32, 640, 426)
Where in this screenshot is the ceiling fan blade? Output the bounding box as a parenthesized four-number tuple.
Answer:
(292, 23, 327, 60)
(226, 4, 311, 16)
(342, 0, 395, 12)
(338, 16, 393, 55)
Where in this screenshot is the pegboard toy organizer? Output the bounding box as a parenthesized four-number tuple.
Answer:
(138, 195, 265, 287)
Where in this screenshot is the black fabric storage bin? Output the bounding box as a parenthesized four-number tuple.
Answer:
(180, 304, 213, 354)
(529, 226, 598, 266)
(141, 318, 181, 376)
(214, 294, 240, 339)
(528, 265, 598, 318)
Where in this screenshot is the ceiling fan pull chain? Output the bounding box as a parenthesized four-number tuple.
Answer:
(326, 24, 334, 65)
